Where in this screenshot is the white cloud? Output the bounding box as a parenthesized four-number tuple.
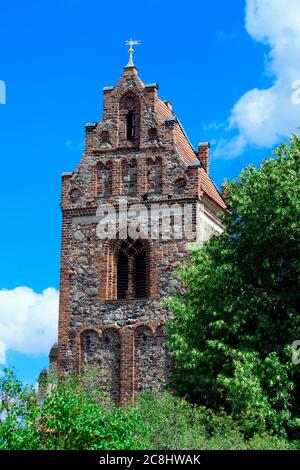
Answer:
(215, 0, 300, 159)
(214, 135, 247, 160)
(0, 80, 6, 105)
(0, 287, 59, 356)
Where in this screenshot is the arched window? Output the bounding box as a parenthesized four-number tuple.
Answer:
(148, 127, 158, 141)
(116, 239, 149, 300)
(100, 130, 110, 144)
(97, 161, 112, 197)
(119, 93, 140, 146)
(122, 159, 137, 195)
(146, 157, 162, 193)
(104, 161, 112, 196)
(174, 177, 186, 194)
(69, 187, 81, 203)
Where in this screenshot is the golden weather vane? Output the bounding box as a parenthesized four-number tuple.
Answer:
(125, 38, 141, 67)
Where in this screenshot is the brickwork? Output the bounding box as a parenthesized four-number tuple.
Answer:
(40, 64, 227, 404)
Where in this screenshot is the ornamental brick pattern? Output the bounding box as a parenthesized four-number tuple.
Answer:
(40, 64, 227, 404)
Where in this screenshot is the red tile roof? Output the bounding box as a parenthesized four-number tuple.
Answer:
(198, 167, 227, 209)
(173, 123, 199, 165)
(155, 98, 174, 120)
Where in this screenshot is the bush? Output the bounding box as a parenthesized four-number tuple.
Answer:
(0, 369, 297, 450)
(135, 391, 294, 450)
(0, 368, 145, 450)
(247, 433, 293, 450)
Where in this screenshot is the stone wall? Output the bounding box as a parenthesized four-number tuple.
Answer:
(135, 325, 172, 394)
(81, 329, 121, 401)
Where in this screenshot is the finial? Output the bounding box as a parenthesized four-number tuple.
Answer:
(125, 38, 140, 67)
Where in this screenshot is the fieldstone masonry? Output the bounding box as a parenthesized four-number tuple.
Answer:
(40, 63, 227, 404)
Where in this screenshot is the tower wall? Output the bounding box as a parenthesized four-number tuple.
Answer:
(56, 65, 226, 404)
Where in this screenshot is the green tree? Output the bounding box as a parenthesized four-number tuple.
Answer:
(166, 135, 300, 435)
(0, 368, 39, 449)
(0, 368, 145, 450)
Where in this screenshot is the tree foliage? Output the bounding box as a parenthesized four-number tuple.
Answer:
(0, 368, 145, 450)
(166, 135, 300, 435)
(0, 370, 296, 450)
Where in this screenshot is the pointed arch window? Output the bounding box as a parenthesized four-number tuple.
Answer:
(122, 159, 137, 195)
(148, 127, 158, 141)
(100, 130, 110, 144)
(116, 239, 149, 300)
(174, 177, 186, 194)
(119, 92, 140, 146)
(146, 157, 162, 193)
(97, 161, 112, 197)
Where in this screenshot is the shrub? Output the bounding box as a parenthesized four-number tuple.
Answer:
(1, 369, 296, 450)
(0, 368, 145, 450)
(136, 390, 294, 450)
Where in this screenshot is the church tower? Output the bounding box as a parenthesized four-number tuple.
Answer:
(54, 53, 227, 404)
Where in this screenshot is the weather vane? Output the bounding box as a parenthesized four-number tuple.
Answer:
(125, 38, 141, 67)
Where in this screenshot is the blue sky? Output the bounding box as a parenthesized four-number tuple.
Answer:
(1, 0, 300, 385)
